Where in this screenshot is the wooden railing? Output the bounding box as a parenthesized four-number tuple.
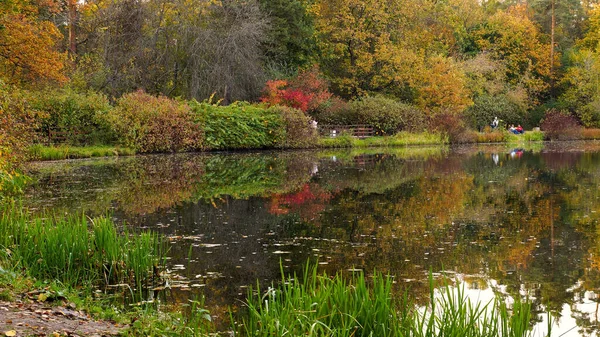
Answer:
(318, 124, 375, 139)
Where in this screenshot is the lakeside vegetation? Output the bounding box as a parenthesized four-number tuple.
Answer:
(1, 0, 598, 334)
(0, 205, 164, 298)
(4, 0, 600, 171)
(244, 264, 540, 337)
(0, 208, 544, 336)
(28, 144, 135, 161)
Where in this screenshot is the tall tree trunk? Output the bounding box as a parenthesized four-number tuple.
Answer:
(550, 0, 555, 93)
(67, 0, 77, 54)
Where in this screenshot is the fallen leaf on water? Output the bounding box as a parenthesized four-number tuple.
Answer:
(4, 330, 17, 336)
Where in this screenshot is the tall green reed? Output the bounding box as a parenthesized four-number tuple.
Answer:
(243, 263, 548, 337)
(0, 204, 165, 300)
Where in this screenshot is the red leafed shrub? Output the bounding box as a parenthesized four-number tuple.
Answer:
(282, 88, 311, 112)
(261, 66, 333, 113)
(105, 90, 203, 153)
(540, 109, 582, 140)
(428, 112, 475, 143)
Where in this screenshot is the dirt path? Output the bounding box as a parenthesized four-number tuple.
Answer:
(0, 300, 126, 336)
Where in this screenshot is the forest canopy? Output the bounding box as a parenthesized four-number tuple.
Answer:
(2, 0, 600, 149)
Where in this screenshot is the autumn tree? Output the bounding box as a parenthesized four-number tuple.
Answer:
(471, 5, 553, 106)
(559, 51, 600, 127)
(416, 55, 472, 115)
(0, 0, 67, 85)
(312, 0, 422, 99)
(579, 6, 600, 52)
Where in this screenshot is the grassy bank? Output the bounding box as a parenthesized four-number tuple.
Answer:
(28, 144, 135, 161)
(319, 131, 448, 148)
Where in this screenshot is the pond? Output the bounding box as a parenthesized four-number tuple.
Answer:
(22, 142, 600, 336)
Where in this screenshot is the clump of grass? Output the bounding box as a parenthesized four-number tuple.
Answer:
(243, 263, 545, 337)
(390, 131, 448, 146)
(476, 131, 506, 143)
(318, 132, 447, 148)
(244, 263, 406, 336)
(582, 128, 600, 140)
(28, 144, 135, 161)
(505, 130, 544, 143)
(0, 205, 164, 299)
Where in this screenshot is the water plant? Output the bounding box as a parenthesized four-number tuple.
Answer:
(243, 263, 548, 337)
(0, 205, 165, 299)
(190, 100, 285, 150)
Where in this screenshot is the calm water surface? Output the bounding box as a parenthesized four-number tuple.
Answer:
(23, 142, 600, 336)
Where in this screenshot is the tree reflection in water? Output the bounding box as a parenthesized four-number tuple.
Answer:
(22, 143, 600, 335)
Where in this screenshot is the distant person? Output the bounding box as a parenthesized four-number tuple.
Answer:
(509, 125, 519, 134)
(491, 117, 499, 129)
(516, 125, 524, 134)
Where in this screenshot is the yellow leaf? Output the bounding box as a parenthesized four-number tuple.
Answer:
(4, 331, 17, 337)
(37, 293, 48, 302)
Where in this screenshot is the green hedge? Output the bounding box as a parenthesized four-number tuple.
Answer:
(30, 88, 113, 145)
(190, 101, 286, 150)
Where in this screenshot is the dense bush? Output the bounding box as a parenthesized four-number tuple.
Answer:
(105, 91, 203, 153)
(261, 66, 333, 113)
(310, 96, 351, 125)
(464, 94, 526, 131)
(269, 106, 318, 148)
(345, 96, 425, 135)
(31, 88, 113, 145)
(428, 112, 475, 143)
(0, 82, 37, 200)
(0, 81, 39, 166)
(190, 101, 285, 150)
(540, 109, 582, 140)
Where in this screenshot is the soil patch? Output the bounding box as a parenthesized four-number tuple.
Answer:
(0, 300, 126, 336)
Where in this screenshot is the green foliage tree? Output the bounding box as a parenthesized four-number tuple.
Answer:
(559, 50, 600, 127)
(257, 0, 317, 75)
(465, 94, 526, 130)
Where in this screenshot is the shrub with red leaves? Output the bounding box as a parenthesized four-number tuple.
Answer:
(261, 66, 333, 113)
(540, 109, 582, 140)
(428, 112, 474, 143)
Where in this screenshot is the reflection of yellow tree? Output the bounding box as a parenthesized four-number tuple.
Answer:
(114, 157, 205, 215)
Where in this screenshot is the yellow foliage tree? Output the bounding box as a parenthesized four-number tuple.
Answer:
(0, 0, 67, 85)
(312, 0, 421, 99)
(472, 5, 553, 103)
(416, 55, 473, 115)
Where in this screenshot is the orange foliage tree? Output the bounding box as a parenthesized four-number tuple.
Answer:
(0, 0, 67, 85)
